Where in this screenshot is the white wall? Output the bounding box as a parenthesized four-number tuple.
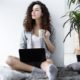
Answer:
(0, 0, 65, 67)
(64, 53, 77, 66)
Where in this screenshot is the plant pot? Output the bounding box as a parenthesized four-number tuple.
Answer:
(76, 55, 80, 62)
(76, 55, 80, 74)
(75, 48, 80, 61)
(75, 48, 80, 74)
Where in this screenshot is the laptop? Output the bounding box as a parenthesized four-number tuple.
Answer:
(19, 48, 46, 66)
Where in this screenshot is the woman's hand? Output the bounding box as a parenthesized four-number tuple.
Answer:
(43, 30, 50, 42)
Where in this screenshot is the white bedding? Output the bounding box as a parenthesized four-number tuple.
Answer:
(0, 66, 48, 80)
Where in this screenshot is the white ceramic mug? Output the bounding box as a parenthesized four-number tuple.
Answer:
(39, 29, 45, 38)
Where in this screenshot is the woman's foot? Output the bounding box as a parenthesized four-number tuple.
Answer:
(31, 67, 47, 79)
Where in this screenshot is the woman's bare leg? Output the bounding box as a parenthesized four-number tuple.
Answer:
(41, 59, 58, 80)
(40, 59, 54, 71)
(6, 56, 48, 79)
(6, 56, 33, 72)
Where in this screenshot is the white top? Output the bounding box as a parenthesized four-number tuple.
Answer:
(20, 31, 52, 59)
(32, 34, 42, 48)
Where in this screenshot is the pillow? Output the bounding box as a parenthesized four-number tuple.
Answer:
(66, 62, 80, 71)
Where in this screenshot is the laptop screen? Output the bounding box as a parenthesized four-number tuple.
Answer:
(19, 48, 46, 63)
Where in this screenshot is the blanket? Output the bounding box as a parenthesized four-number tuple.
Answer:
(0, 66, 80, 80)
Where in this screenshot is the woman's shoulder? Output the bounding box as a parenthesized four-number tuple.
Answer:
(21, 30, 31, 38)
(24, 30, 32, 38)
(22, 30, 31, 35)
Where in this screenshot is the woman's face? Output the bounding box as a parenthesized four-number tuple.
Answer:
(31, 4, 42, 20)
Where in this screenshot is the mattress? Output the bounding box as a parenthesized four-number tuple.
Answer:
(0, 66, 80, 80)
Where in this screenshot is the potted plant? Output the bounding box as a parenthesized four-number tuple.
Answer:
(68, 0, 80, 7)
(63, 0, 80, 61)
(63, 10, 80, 42)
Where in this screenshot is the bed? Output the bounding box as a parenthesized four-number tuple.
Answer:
(0, 66, 80, 80)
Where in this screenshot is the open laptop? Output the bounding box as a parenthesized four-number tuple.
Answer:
(19, 48, 46, 66)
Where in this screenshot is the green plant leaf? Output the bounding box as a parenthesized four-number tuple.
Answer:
(63, 19, 70, 28)
(63, 28, 73, 42)
(74, 4, 80, 10)
(68, 0, 76, 8)
(63, 10, 80, 42)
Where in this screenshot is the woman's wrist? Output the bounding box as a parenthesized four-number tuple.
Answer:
(44, 38, 50, 44)
(44, 38, 55, 52)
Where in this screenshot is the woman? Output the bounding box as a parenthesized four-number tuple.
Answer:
(6, 1, 58, 80)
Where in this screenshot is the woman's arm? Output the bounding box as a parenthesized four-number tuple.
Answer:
(43, 30, 55, 53)
(20, 30, 27, 49)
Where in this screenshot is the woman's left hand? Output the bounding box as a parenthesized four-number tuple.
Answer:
(43, 30, 50, 42)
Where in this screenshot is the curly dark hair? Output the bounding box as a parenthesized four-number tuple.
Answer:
(23, 1, 52, 33)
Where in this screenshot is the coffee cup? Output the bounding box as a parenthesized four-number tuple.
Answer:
(39, 29, 45, 38)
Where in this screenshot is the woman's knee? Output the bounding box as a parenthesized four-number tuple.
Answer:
(6, 56, 18, 66)
(40, 61, 49, 71)
(46, 59, 54, 64)
(40, 59, 54, 71)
